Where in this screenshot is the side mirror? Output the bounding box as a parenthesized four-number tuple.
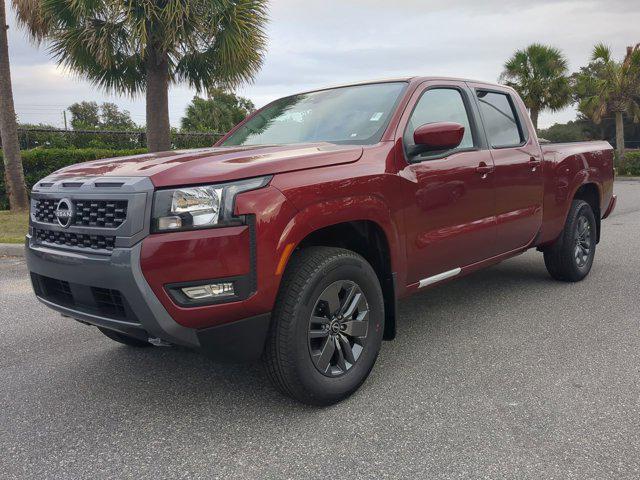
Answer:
(413, 122, 465, 154)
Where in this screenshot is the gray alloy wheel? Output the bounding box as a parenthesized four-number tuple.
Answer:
(308, 280, 370, 377)
(264, 246, 385, 405)
(574, 215, 593, 268)
(543, 199, 597, 282)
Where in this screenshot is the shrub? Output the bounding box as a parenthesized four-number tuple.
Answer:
(616, 150, 640, 176)
(0, 147, 147, 209)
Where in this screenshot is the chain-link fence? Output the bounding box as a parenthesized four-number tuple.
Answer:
(7, 128, 224, 150)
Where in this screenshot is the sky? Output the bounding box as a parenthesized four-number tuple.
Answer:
(7, 0, 640, 130)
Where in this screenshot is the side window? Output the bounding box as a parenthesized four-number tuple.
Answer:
(476, 91, 523, 148)
(404, 88, 474, 154)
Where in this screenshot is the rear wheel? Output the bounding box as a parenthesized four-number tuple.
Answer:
(543, 199, 597, 282)
(264, 247, 384, 405)
(98, 327, 153, 348)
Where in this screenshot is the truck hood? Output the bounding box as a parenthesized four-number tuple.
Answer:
(47, 143, 363, 187)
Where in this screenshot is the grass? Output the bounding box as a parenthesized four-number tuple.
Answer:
(0, 210, 29, 244)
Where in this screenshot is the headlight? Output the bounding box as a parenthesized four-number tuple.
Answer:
(151, 176, 271, 232)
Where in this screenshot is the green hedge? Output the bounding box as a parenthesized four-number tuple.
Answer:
(617, 150, 640, 176)
(0, 147, 147, 209)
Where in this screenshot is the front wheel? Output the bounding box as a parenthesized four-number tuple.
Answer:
(264, 247, 384, 405)
(543, 199, 597, 282)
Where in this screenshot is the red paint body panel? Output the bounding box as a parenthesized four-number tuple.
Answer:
(50, 77, 615, 333)
(537, 141, 614, 245)
(603, 194, 617, 219)
(413, 122, 465, 150)
(51, 143, 363, 187)
(140, 185, 298, 328)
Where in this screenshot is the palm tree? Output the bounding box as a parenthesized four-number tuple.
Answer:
(13, 0, 268, 152)
(0, 0, 28, 211)
(500, 44, 572, 130)
(573, 43, 640, 161)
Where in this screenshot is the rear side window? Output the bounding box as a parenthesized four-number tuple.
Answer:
(476, 91, 523, 148)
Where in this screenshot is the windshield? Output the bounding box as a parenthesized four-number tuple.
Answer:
(222, 82, 407, 146)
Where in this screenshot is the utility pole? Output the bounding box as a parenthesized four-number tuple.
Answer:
(63, 110, 68, 130)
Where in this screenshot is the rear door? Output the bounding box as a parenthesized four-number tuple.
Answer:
(395, 81, 497, 285)
(469, 85, 544, 254)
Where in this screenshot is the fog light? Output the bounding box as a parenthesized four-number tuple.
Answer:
(182, 282, 235, 300)
(158, 216, 182, 230)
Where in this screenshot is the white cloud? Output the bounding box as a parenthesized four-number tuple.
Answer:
(8, 0, 640, 129)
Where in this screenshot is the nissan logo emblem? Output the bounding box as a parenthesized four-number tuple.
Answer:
(54, 198, 74, 228)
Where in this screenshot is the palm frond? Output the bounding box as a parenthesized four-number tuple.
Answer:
(500, 43, 571, 113)
(592, 43, 612, 63)
(12, 0, 51, 42)
(11, 0, 269, 96)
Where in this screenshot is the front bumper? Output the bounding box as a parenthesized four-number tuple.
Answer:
(26, 239, 199, 347)
(24, 175, 290, 361)
(26, 238, 271, 361)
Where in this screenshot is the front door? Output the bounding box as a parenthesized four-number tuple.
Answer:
(397, 83, 497, 286)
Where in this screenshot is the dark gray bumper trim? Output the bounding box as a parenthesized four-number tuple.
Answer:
(26, 238, 200, 348)
(37, 296, 149, 341)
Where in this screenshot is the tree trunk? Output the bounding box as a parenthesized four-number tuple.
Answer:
(615, 110, 625, 163)
(530, 108, 539, 131)
(145, 45, 171, 152)
(0, 0, 28, 211)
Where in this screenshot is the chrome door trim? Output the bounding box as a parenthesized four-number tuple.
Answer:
(418, 267, 462, 288)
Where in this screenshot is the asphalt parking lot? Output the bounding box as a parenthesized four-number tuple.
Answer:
(1, 180, 639, 479)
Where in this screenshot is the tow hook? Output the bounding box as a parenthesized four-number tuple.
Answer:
(148, 337, 173, 347)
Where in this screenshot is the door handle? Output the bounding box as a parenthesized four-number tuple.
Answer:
(529, 156, 542, 171)
(476, 163, 494, 178)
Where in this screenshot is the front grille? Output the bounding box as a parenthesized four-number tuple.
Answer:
(34, 198, 58, 224)
(31, 273, 138, 323)
(34, 198, 128, 228)
(34, 228, 116, 251)
(74, 200, 127, 228)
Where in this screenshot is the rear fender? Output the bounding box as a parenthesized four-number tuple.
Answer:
(538, 160, 602, 246)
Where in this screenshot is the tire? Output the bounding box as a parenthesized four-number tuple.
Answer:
(264, 247, 385, 405)
(98, 327, 153, 348)
(543, 199, 597, 282)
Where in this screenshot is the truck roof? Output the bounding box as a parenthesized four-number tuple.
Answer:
(296, 76, 504, 95)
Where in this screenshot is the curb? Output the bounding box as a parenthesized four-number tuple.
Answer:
(616, 176, 640, 181)
(0, 243, 25, 258)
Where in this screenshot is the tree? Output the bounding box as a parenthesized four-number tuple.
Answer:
(538, 120, 594, 143)
(69, 101, 136, 130)
(573, 43, 640, 161)
(100, 103, 137, 131)
(14, 0, 268, 152)
(0, 0, 28, 211)
(181, 90, 255, 133)
(68, 101, 101, 130)
(500, 43, 571, 130)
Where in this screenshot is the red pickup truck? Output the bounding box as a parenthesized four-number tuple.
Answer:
(26, 77, 616, 405)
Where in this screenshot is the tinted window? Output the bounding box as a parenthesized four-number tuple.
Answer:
(404, 88, 474, 153)
(476, 91, 523, 148)
(223, 82, 406, 146)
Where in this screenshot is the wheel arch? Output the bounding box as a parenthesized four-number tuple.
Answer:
(275, 198, 401, 340)
(573, 182, 601, 242)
